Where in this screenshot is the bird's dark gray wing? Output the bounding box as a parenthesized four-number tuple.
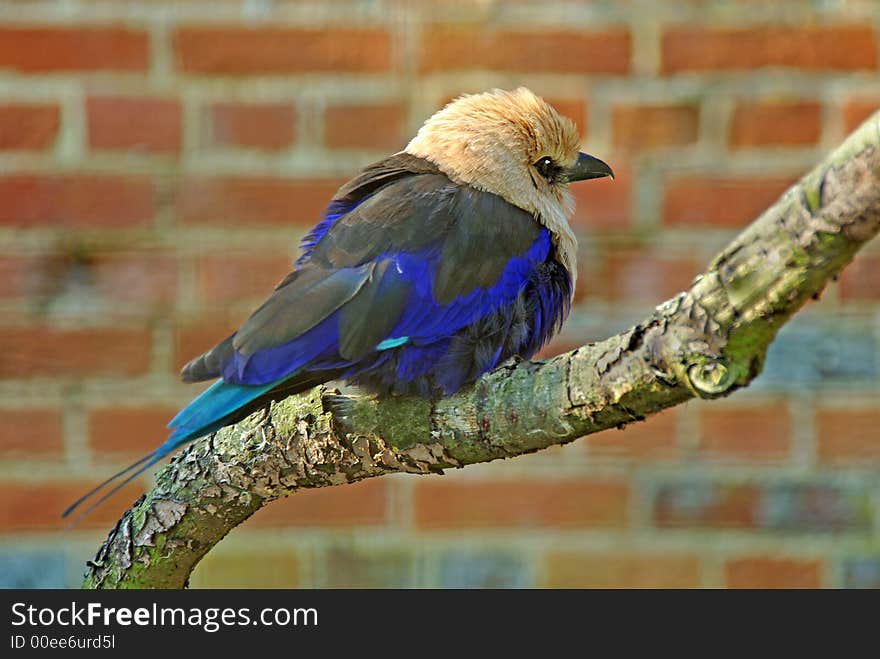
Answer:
(181, 153, 542, 381)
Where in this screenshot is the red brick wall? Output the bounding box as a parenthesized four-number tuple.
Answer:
(1, 1, 878, 589)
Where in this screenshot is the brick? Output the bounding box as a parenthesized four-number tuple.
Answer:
(249, 479, 386, 527)
(758, 484, 872, 533)
(195, 253, 293, 304)
(0, 104, 60, 150)
(838, 253, 880, 301)
(321, 547, 414, 588)
(87, 97, 181, 153)
(0, 409, 63, 456)
(544, 552, 702, 588)
(0, 327, 151, 378)
(438, 552, 530, 588)
(175, 176, 343, 228)
(0, 551, 69, 588)
(88, 407, 178, 455)
(760, 317, 878, 388)
(662, 26, 877, 73)
(586, 408, 679, 461)
(0, 255, 58, 299)
(0, 174, 154, 228)
(612, 104, 699, 150)
(596, 247, 699, 303)
(547, 98, 587, 136)
(191, 551, 300, 588)
(698, 401, 791, 461)
(655, 482, 760, 529)
(571, 261, 600, 305)
(324, 102, 405, 150)
(86, 251, 178, 307)
(419, 27, 630, 74)
(533, 337, 583, 360)
(0, 251, 174, 306)
(730, 101, 821, 148)
(844, 558, 880, 589)
(414, 479, 629, 529)
(842, 99, 880, 134)
(0, 26, 149, 73)
(655, 481, 871, 532)
(569, 162, 631, 231)
(174, 27, 390, 74)
(816, 408, 880, 466)
(208, 102, 296, 150)
(0, 480, 147, 530)
(663, 176, 794, 228)
(725, 557, 822, 588)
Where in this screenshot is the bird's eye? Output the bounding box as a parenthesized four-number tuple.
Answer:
(534, 156, 559, 181)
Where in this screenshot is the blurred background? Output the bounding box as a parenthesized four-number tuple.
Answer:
(1, 0, 878, 588)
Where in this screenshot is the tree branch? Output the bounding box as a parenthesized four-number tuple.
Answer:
(83, 112, 880, 589)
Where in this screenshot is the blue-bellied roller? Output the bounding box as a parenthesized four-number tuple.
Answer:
(64, 87, 613, 519)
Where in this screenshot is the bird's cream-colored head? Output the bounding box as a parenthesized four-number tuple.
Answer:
(405, 87, 612, 284)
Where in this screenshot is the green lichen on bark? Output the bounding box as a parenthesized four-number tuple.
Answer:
(82, 111, 880, 589)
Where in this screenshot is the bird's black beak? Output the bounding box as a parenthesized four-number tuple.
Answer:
(564, 152, 614, 183)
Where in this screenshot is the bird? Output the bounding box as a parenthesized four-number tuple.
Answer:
(63, 87, 613, 520)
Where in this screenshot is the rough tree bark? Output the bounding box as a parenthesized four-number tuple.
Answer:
(83, 112, 880, 589)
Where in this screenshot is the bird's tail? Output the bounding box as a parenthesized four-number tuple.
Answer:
(62, 377, 285, 524)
